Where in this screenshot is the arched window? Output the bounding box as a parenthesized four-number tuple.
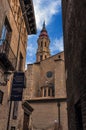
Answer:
(45, 55, 47, 59)
(48, 88, 50, 96)
(52, 87, 55, 97)
(58, 55, 61, 59)
(40, 55, 42, 61)
(44, 88, 46, 97)
(41, 41, 43, 47)
(45, 42, 46, 47)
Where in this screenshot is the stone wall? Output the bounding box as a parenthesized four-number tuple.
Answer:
(0, 0, 28, 130)
(62, 0, 86, 130)
(25, 52, 65, 99)
(29, 101, 68, 130)
(24, 51, 68, 130)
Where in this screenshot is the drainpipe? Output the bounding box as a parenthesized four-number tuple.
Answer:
(57, 102, 61, 127)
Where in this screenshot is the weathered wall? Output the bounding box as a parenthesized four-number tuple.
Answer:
(25, 52, 65, 99)
(29, 102, 67, 130)
(62, 0, 86, 130)
(24, 51, 68, 130)
(0, 0, 28, 130)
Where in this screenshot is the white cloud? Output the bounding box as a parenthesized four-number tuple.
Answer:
(27, 43, 37, 57)
(26, 0, 62, 65)
(26, 36, 64, 65)
(26, 37, 37, 64)
(33, 0, 61, 30)
(50, 37, 64, 55)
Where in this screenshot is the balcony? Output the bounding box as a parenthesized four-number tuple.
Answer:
(0, 39, 17, 71)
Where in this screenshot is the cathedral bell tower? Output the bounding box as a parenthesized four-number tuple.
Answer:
(36, 22, 51, 62)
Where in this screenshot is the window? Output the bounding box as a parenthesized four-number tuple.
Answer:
(45, 42, 46, 47)
(0, 90, 4, 104)
(11, 126, 16, 130)
(0, 25, 7, 44)
(52, 87, 55, 97)
(48, 88, 50, 96)
(40, 55, 42, 61)
(58, 55, 61, 59)
(44, 88, 46, 97)
(41, 41, 43, 47)
(13, 101, 19, 119)
(0, 17, 12, 45)
(46, 71, 53, 78)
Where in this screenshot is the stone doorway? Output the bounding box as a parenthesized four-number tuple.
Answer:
(23, 112, 30, 130)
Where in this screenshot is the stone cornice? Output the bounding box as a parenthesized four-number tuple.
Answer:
(26, 97, 67, 103)
(19, 0, 37, 34)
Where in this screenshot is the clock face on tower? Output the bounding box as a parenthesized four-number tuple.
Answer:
(46, 71, 53, 78)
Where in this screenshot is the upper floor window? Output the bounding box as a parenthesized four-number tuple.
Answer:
(58, 55, 61, 59)
(45, 42, 46, 47)
(40, 55, 42, 61)
(0, 90, 4, 104)
(44, 88, 46, 97)
(52, 87, 55, 97)
(48, 88, 50, 96)
(41, 41, 43, 47)
(11, 126, 16, 130)
(41, 86, 54, 97)
(0, 17, 12, 45)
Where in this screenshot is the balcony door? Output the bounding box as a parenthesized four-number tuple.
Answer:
(0, 17, 12, 45)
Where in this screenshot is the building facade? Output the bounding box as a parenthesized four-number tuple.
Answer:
(24, 23, 68, 130)
(62, 0, 86, 130)
(0, 0, 36, 130)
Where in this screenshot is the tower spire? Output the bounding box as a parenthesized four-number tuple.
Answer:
(43, 21, 45, 29)
(36, 22, 51, 62)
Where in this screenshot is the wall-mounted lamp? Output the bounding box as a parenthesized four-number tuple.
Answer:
(0, 71, 12, 86)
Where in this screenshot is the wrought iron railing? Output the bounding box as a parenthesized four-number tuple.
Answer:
(0, 39, 17, 70)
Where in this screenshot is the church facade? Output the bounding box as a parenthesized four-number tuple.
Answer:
(24, 22, 68, 130)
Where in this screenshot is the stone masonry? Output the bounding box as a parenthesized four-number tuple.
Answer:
(24, 22, 68, 130)
(62, 0, 86, 130)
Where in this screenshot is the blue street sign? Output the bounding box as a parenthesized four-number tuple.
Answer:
(10, 72, 25, 101)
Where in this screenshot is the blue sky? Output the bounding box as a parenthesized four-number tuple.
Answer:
(26, 0, 64, 65)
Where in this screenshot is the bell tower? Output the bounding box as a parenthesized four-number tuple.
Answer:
(36, 22, 51, 62)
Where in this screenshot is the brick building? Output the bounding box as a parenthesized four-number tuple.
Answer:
(24, 23, 68, 130)
(0, 0, 36, 130)
(62, 0, 86, 130)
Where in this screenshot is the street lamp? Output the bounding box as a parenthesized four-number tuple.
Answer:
(0, 71, 12, 86)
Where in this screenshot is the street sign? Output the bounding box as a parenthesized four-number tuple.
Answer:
(10, 87, 23, 101)
(10, 72, 25, 101)
(12, 72, 25, 88)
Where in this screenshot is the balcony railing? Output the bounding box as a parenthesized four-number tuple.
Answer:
(0, 39, 17, 70)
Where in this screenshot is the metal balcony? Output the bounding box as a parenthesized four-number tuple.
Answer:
(0, 39, 17, 71)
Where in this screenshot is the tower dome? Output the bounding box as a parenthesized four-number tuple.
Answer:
(39, 21, 49, 38)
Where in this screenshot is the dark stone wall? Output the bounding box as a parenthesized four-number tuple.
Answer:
(62, 0, 86, 130)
